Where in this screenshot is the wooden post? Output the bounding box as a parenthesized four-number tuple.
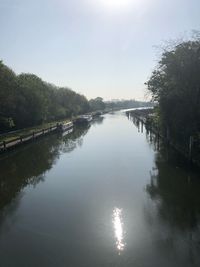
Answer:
(157, 133, 160, 150)
(189, 136, 194, 162)
(150, 131, 152, 142)
(3, 141, 6, 150)
(141, 122, 144, 133)
(166, 127, 169, 141)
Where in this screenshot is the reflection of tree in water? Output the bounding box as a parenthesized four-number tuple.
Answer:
(128, 111, 200, 230)
(146, 151, 200, 266)
(0, 193, 23, 231)
(91, 116, 104, 125)
(128, 112, 200, 265)
(61, 125, 90, 153)
(0, 125, 90, 211)
(147, 152, 200, 231)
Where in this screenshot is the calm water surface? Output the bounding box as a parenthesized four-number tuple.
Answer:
(0, 111, 200, 267)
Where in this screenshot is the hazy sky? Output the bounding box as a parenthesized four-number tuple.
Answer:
(0, 0, 199, 100)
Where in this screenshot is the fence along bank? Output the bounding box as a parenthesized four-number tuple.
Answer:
(0, 122, 73, 153)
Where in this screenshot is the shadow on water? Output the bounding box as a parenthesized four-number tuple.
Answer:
(145, 150, 200, 266)
(146, 152, 200, 229)
(127, 112, 200, 266)
(130, 113, 200, 229)
(91, 116, 104, 125)
(128, 111, 198, 169)
(0, 125, 90, 211)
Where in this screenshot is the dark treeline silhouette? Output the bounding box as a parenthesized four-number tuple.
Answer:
(0, 61, 154, 134)
(146, 34, 200, 160)
(105, 99, 154, 110)
(0, 61, 90, 132)
(89, 97, 105, 111)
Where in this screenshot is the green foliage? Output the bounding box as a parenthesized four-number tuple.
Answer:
(0, 60, 17, 129)
(146, 35, 200, 150)
(105, 99, 153, 110)
(0, 61, 90, 132)
(89, 97, 105, 111)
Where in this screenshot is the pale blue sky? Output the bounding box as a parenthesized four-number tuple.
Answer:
(0, 0, 199, 100)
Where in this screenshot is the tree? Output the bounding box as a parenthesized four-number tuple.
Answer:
(0, 61, 91, 132)
(146, 36, 200, 150)
(89, 97, 105, 111)
(0, 61, 17, 130)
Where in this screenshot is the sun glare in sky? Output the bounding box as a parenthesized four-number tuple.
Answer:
(100, 0, 133, 9)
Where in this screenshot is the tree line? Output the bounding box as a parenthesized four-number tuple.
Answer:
(146, 34, 200, 157)
(0, 61, 92, 132)
(0, 60, 153, 134)
(105, 99, 153, 110)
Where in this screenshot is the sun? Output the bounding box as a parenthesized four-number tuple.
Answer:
(100, 0, 132, 9)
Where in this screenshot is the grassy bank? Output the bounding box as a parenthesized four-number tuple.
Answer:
(0, 119, 70, 142)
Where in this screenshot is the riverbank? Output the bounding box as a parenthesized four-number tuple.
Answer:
(0, 123, 61, 153)
(0, 119, 70, 142)
(127, 108, 200, 168)
(0, 110, 107, 153)
(0, 109, 111, 142)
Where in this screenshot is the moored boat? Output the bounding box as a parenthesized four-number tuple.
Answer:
(74, 115, 93, 125)
(92, 111, 103, 117)
(58, 121, 73, 132)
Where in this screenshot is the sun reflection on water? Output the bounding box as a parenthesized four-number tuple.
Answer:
(112, 207, 125, 253)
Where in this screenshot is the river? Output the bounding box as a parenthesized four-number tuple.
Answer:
(0, 111, 200, 267)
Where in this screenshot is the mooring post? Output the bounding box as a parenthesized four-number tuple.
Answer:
(157, 132, 160, 150)
(189, 136, 194, 162)
(150, 130, 152, 142)
(166, 126, 170, 146)
(141, 122, 144, 133)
